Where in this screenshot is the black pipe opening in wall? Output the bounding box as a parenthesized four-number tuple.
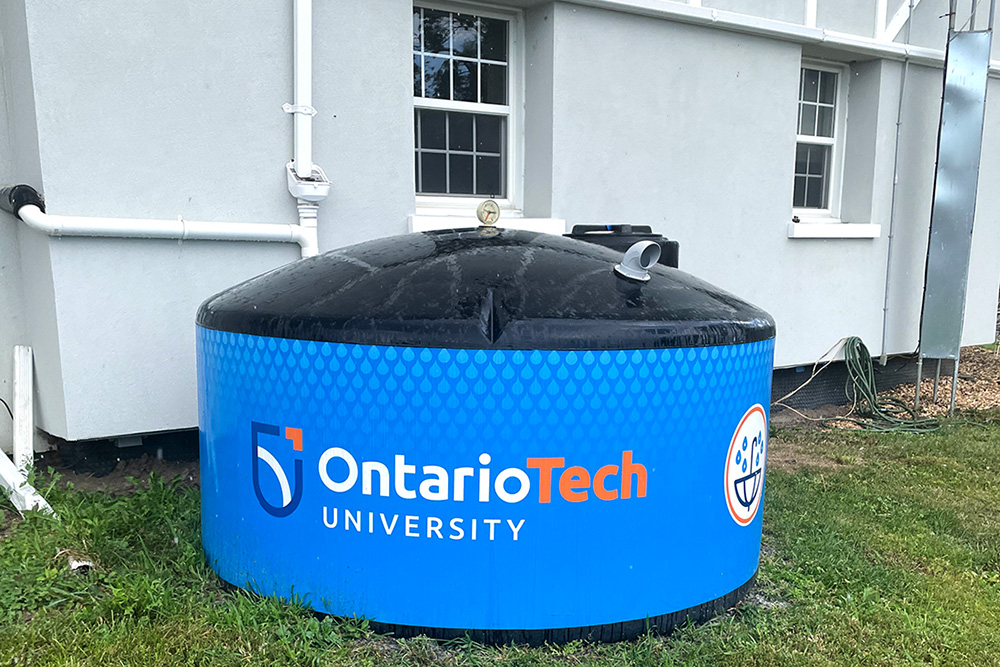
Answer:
(0, 184, 45, 217)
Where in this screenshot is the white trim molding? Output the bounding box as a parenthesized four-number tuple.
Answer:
(565, 0, 1000, 78)
(409, 214, 565, 235)
(787, 221, 882, 239)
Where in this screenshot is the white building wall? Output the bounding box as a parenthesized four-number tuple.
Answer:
(543, 2, 1000, 367)
(0, 0, 998, 442)
(5, 0, 416, 441)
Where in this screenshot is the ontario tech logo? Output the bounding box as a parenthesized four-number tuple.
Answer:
(724, 404, 767, 526)
(251, 421, 303, 517)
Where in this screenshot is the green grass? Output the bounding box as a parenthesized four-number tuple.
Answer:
(4, 416, 1000, 665)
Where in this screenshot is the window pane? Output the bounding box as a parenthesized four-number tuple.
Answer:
(476, 114, 502, 153)
(423, 9, 450, 54)
(424, 56, 450, 99)
(800, 68, 819, 103)
(794, 144, 830, 209)
(805, 176, 826, 208)
(453, 60, 478, 102)
(816, 106, 834, 138)
(412, 10, 510, 200)
(806, 144, 829, 176)
(453, 13, 478, 58)
(793, 175, 807, 207)
(819, 71, 837, 105)
(450, 154, 474, 194)
(476, 155, 501, 196)
(480, 17, 507, 61)
(420, 152, 447, 193)
(449, 113, 473, 151)
(419, 109, 446, 149)
(799, 104, 816, 136)
(481, 63, 507, 105)
(794, 144, 809, 175)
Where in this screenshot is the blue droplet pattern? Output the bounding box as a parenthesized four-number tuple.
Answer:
(198, 330, 775, 457)
(197, 327, 775, 630)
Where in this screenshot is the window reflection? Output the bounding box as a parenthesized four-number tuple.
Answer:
(413, 6, 510, 198)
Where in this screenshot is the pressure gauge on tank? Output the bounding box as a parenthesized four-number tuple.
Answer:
(476, 199, 500, 226)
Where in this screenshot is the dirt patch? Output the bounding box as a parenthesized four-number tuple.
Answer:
(45, 455, 200, 495)
(771, 403, 860, 430)
(883, 346, 1000, 416)
(767, 431, 853, 473)
(746, 592, 790, 611)
(0, 506, 21, 542)
(36, 432, 200, 496)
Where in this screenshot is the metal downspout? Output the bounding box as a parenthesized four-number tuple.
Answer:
(879, 0, 916, 365)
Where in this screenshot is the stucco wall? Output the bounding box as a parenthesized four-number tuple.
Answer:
(545, 3, 1000, 367)
(12, 0, 415, 440)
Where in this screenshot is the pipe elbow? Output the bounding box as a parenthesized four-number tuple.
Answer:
(615, 240, 661, 282)
(294, 225, 319, 258)
(14, 204, 60, 235)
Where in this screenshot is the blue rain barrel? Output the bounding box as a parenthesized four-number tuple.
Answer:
(196, 227, 775, 644)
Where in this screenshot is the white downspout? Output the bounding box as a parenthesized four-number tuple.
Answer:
(284, 0, 330, 258)
(293, 0, 313, 180)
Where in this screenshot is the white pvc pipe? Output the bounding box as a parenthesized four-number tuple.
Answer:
(293, 0, 313, 179)
(17, 205, 319, 258)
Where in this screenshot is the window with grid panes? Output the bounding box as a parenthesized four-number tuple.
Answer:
(413, 6, 509, 198)
(794, 67, 839, 210)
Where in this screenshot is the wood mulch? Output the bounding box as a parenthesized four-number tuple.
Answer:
(882, 345, 1000, 417)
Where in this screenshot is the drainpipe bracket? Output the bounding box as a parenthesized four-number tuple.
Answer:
(282, 102, 317, 117)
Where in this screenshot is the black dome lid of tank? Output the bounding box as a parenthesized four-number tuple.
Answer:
(197, 227, 775, 350)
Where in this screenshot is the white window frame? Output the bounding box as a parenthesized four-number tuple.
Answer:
(413, 1, 523, 217)
(793, 60, 849, 222)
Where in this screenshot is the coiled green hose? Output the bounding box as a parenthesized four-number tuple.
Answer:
(825, 336, 940, 432)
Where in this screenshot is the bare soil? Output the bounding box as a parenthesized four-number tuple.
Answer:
(0, 508, 19, 542)
(50, 455, 200, 495)
(767, 431, 854, 473)
(770, 403, 858, 430)
(37, 444, 199, 496)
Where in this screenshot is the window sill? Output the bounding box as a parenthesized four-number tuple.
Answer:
(787, 222, 881, 239)
(409, 213, 566, 235)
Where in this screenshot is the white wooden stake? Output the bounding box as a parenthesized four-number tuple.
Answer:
(1, 345, 53, 516)
(12, 345, 32, 474)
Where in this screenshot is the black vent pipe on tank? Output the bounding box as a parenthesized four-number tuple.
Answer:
(564, 224, 679, 268)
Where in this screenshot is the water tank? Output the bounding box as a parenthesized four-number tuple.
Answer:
(196, 227, 775, 644)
